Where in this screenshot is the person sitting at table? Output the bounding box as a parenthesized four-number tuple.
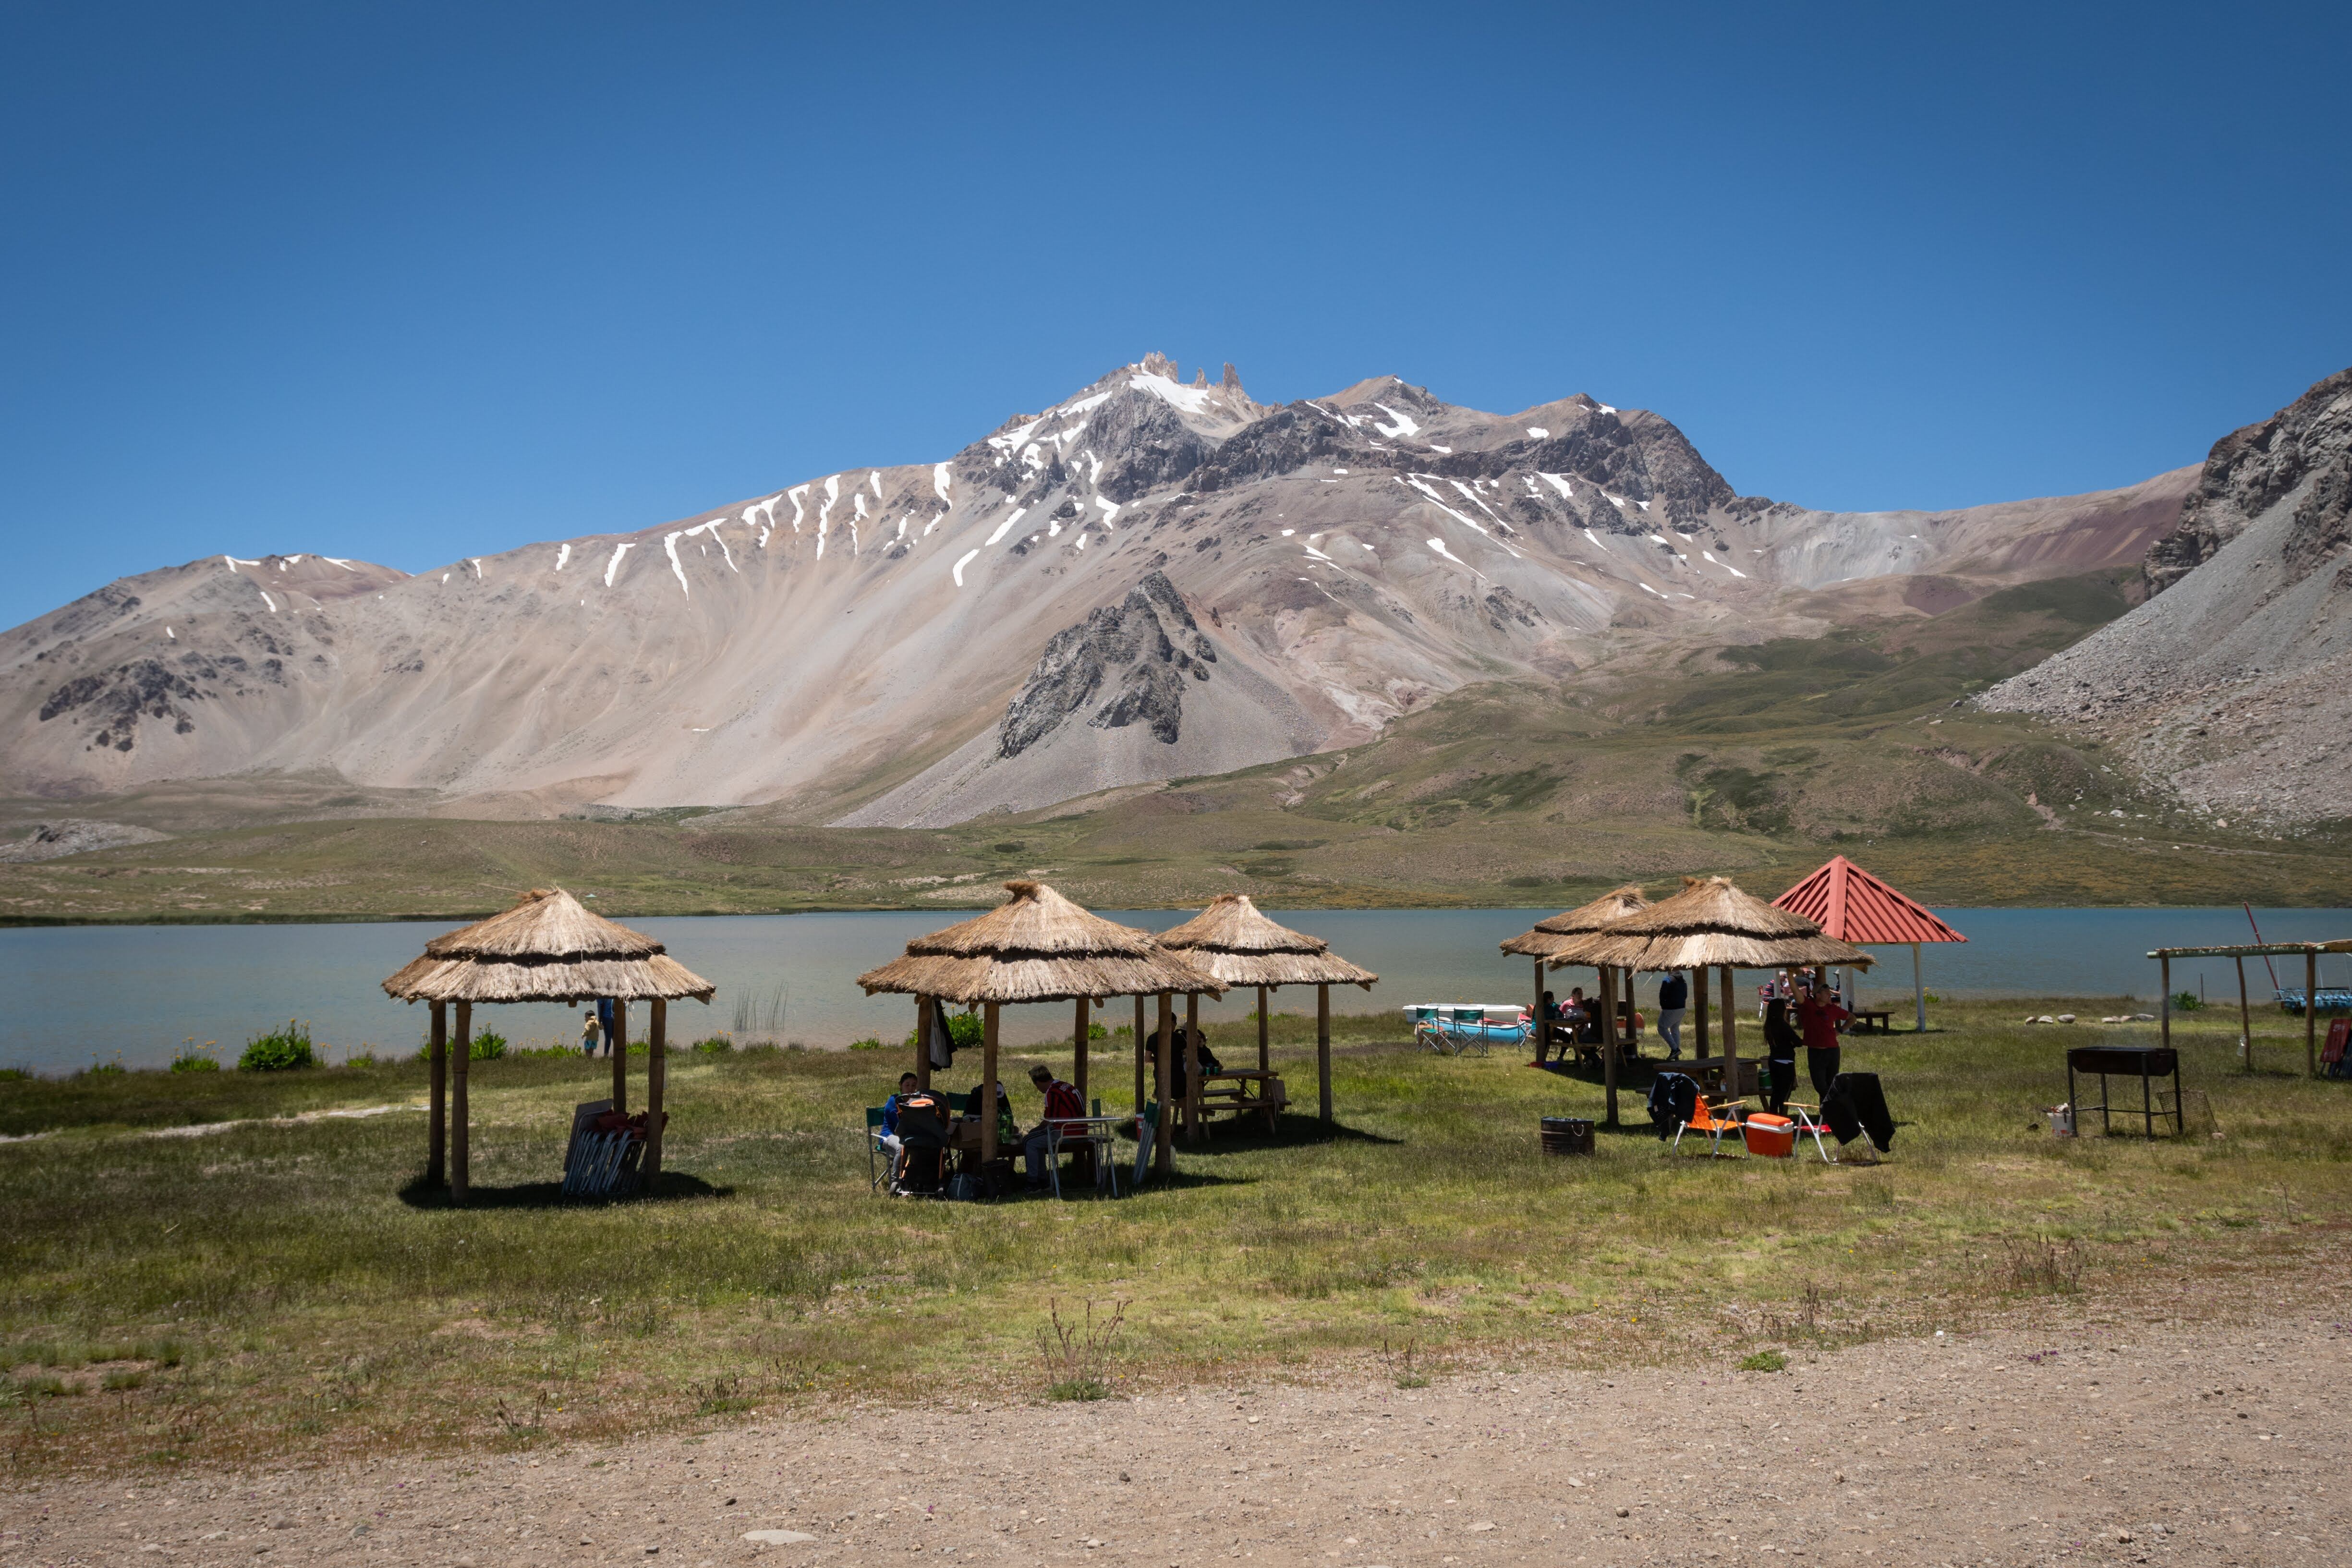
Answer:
(1564, 986, 1595, 1048)
(1535, 990, 1576, 1065)
(877, 1070, 919, 1166)
(889, 1081, 948, 1192)
(1022, 1062, 1087, 1190)
(967, 1079, 1018, 1151)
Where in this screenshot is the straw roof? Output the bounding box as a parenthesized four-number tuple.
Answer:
(1567, 875, 1876, 972)
(1500, 883, 1652, 961)
(381, 887, 715, 1004)
(857, 880, 1225, 1005)
(1157, 894, 1378, 989)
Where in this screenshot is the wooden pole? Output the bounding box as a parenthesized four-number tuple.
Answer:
(427, 1001, 447, 1187)
(1533, 957, 1545, 1062)
(1720, 966, 1739, 1100)
(981, 1002, 1000, 1167)
(2236, 957, 2253, 1074)
(451, 1000, 472, 1205)
(1602, 967, 1619, 1128)
(2159, 955, 2170, 1055)
(1257, 985, 1270, 1073)
(1912, 942, 1926, 1032)
(1693, 966, 1709, 1060)
(914, 995, 932, 1091)
(1154, 992, 1175, 1176)
(1074, 997, 1090, 1106)
(645, 998, 667, 1187)
(611, 999, 629, 1114)
(1134, 994, 1147, 1114)
(1317, 983, 1333, 1124)
(1184, 992, 1201, 1143)
(2307, 949, 2319, 1080)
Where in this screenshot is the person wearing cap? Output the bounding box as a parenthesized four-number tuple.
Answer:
(1021, 1062, 1086, 1190)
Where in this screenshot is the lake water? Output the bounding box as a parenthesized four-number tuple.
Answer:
(4, 906, 2348, 1075)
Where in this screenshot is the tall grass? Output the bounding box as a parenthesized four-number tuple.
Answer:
(1, 998, 2347, 1475)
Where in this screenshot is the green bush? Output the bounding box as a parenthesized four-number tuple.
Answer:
(467, 1031, 507, 1061)
(81, 1057, 127, 1076)
(902, 1011, 986, 1053)
(848, 1036, 885, 1052)
(1738, 1349, 1788, 1373)
(2173, 992, 2203, 1012)
(692, 1035, 733, 1055)
(169, 1052, 220, 1073)
(238, 1021, 315, 1072)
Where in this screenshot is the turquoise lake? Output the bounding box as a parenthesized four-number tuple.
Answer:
(4, 906, 2347, 1075)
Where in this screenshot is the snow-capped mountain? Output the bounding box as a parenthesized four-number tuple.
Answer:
(0, 353, 2186, 824)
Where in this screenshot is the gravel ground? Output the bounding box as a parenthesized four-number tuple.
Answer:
(8, 1285, 2347, 1568)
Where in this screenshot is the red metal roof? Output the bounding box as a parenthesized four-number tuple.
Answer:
(1771, 855, 1967, 946)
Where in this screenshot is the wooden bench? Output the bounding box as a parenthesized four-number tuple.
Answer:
(1195, 1070, 1287, 1134)
(1849, 1009, 1893, 1034)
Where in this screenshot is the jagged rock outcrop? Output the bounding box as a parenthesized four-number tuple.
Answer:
(998, 573, 1215, 755)
(1979, 365, 2352, 824)
(2144, 368, 2352, 595)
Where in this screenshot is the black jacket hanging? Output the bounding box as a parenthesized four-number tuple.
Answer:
(1822, 1072, 1894, 1152)
(1648, 1072, 1699, 1141)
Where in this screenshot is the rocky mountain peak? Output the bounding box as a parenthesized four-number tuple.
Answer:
(2145, 367, 2352, 595)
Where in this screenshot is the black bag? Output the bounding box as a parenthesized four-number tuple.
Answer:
(1648, 1072, 1698, 1141)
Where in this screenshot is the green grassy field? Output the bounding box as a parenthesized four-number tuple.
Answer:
(4, 998, 2348, 1476)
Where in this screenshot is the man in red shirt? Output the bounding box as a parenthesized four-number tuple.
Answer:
(1793, 978, 1850, 1099)
(1022, 1063, 1086, 1190)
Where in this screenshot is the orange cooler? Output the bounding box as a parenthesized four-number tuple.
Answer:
(1742, 1113, 1796, 1157)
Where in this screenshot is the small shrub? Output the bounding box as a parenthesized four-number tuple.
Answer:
(101, 1369, 148, 1391)
(692, 1036, 733, 1055)
(848, 1037, 885, 1052)
(1049, 1377, 1111, 1401)
(2173, 992, 2202, 1012)
(0, 1067, 28, 1082)
(903, 1011, 985, 1054)
(171, 1037, 221, 1071)
(11, 1374, 70, 1401)
(1738, 1350, 1788, 1373)
(1087, 1021, 1107, 1040)
(82, 1057, 127, 1076)
(2001, 1235, 2084, 1294)
(238, 1021, 315, 1072)
(1036, 1298, 1126, 1403)
(467, 1031, 507, 1061)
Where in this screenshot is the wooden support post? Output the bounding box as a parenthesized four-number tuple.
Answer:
(1912, 941, 1926, 1032)
(914, 995, 930, 1089)
(1693, 967, 1709, 1060)
(1257, 985, 1270, 1073)
(2307, 949, 2319, 1080)
(611, 999, 629, 1114)
(1074, 997, 1090, 1106)
(981, 1002, 1001, 1167)
(2236, 957, 2253, 1074)
(1533, 957, 1546, 1062)
(2159, 956, 2170, 1055)
(1154, 992, 1175, 1176)
(1721, 967, 1739, 1100)
(1317, 983, 1333, 1124)
(1602, 966, 1619, 1128)
(427, 1001, 447, 1187)
(451, 1000, 472, 1205)
(1184, 992, 1201, 1143)
(644, 998, 667, 1187)
(1134, 995, 1147, 1114)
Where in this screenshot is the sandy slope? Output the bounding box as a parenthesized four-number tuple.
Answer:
(8, 1288, 2342, 1567)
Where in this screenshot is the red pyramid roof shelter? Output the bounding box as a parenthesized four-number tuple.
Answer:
(1773, 856, 1966, 1031)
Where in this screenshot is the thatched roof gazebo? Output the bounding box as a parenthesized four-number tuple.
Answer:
(1575, 875, 1872, 1104)
(1159, 893, 1378, 1130)
(1501, 884, 1653, 1123)
(857, 881, 1223, 1178)
(383, 887, 714, 1203)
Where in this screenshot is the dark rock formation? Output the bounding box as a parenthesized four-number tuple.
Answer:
(996, 572, 1218, 757)
(2145, 367, 2352, 595)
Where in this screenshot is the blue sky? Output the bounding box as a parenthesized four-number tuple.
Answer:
(3, 2, 2348, 629)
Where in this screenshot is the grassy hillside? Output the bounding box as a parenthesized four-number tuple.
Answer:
(3, 571, 2345, 923)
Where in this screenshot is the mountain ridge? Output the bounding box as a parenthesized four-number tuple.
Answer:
(1, 356, 2198, 826)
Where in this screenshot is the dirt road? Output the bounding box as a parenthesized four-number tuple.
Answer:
(7, 1304, 2344, 1568)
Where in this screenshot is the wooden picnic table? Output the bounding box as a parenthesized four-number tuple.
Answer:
(1848, 1009, 1893, 1034)
(1194, 1068, 1288, 1133)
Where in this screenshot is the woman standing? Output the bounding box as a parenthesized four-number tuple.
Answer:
(1761, 996, 1801, 1114)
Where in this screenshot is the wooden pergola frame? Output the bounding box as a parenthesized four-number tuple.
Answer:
(2146, 939, 2352, 1078)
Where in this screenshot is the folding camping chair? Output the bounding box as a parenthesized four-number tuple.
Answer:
(1671, 1092, 1751, 1157)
